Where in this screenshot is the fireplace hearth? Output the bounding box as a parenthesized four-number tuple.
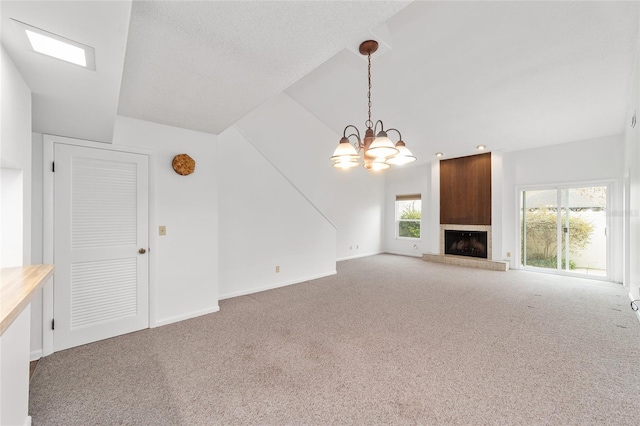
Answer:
(445, 230, 488, 259)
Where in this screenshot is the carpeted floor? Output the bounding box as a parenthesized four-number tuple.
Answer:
(29, 254, 640, 425)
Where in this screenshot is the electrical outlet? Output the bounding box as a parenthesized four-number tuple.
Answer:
(276, 266, 280, 273)
(356, 245, 359, 249)
(350, 246, 352, 250)
(506, 252, 511, 258)
(159, 226, 166, 236)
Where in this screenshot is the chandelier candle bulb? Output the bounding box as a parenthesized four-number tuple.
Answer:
(368, 158, 391, 172)
(330, 40, 416, 172)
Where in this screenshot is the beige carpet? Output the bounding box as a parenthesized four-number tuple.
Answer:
(29, 254, 640, 425)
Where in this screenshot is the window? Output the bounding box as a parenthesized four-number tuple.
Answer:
(396, 194, 421, 239)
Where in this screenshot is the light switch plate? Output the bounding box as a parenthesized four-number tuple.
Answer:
(159, 226, 166, 236)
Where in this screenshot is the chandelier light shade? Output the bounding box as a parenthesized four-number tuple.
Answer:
(366, 130, 398, 159)
(330, 40, 416, 172)
(331, 137, 360, 169)
(386, 141, 417, 165)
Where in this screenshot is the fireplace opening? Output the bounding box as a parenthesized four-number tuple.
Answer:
(445, 230, 488, 259)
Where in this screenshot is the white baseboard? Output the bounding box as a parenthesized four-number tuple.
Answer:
(219, 270, 337, 300)
(629, 292, 640, 324)
(336, 251, 382, 262)
(30, 349, 43, 362)
(154, 305, 220, 327)
(24, 416, 32, 426)
(383, 251, 423, 258)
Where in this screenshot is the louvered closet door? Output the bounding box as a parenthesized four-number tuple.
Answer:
(54, 144, 149, 351)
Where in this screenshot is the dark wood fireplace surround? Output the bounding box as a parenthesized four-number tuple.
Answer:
(440, 152, 491, 226)
(440, 152, 491, 259)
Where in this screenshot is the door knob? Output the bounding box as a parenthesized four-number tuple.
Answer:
(139, 248, 146, 254)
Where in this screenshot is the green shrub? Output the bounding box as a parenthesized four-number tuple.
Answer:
(399, 203, 421, 238)
(399, 221, 420, 238)
(523, 207, 593, 268)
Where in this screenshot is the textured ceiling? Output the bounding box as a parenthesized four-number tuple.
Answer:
(1, 1, 639, 160)
(287, 1, 640, 162)
(117, 1, 410, 134)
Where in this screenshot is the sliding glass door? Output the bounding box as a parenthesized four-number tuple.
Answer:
(521, 189, 559, 271)
(521, 185, 608, 278)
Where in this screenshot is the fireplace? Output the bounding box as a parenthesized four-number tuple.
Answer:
(445, 230, 488, 259)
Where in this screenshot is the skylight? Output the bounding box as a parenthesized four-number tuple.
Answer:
(25, 30, 86, 67)
(12, 19, 96, 70)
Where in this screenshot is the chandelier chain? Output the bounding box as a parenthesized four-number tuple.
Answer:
(367, 52, 372, 129)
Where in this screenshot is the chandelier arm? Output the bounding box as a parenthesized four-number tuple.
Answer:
(373, 120, 385, 135)
(386, 128, 402, 141)
(342, 124, 361, 140)
(345, 133, 363, 150)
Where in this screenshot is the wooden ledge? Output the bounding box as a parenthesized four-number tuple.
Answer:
(1, 264, 54, 335)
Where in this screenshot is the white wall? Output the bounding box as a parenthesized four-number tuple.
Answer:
(383, 164, 430, 257)
(218, 127, 336, 299)
(491, 151, 504, 262)
(233, 93, 385, 262)
(1, 46, 32, 267)
(426, 160, 441, 255)
(0, 45, 33, 426)
(1, 169, 23, 266)
(502, 135, 624, 280)
(113, 116, 219, 326)
(217, 93, 384, 299)
(624, 54, 640, 302)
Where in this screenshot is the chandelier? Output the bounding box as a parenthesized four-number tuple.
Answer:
(331, 40, 416, 172)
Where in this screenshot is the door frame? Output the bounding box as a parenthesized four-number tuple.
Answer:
(42, 134, 156, 357)
(515, 179, 618, 282)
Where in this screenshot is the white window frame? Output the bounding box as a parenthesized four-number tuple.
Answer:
(516, 180, 615, 281)
(395, 194, 422, 240)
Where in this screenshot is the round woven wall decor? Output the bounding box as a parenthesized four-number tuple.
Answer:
(172, 154, 196, 176)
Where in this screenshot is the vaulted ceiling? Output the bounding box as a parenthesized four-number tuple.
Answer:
(2, 1, 639, 164)
(287, 1, 640, 160)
